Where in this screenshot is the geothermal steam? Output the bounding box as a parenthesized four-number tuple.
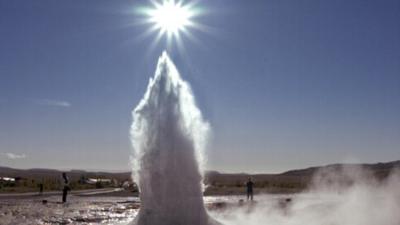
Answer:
(209, 167, 400, 225)
(130, 52, 218, 225)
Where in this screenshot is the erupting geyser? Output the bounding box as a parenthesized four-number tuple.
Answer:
(130, 52, 219, 225)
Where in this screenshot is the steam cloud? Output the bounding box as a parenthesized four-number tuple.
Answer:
(210, 167, 400, 225)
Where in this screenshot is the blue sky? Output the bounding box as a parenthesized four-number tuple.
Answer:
(0, 0, 399, 172)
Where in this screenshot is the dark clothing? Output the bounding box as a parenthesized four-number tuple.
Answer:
(39, 184, 43, 195)
(246, 181, 254, 200)
(246, 181, 254, 191)
(62, 174, 70, 203)
(62, 186, 68, 203)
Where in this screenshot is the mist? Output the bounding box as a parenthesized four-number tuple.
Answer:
(209, 167, 400, 225)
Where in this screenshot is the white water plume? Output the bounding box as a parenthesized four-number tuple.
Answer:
(130, 51, 219, 225)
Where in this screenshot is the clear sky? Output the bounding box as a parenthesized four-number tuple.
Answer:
(0, 0, 399, 173)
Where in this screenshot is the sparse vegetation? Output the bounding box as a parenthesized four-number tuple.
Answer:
(1, 160, 399, 194)
(0, 168, 131, 193)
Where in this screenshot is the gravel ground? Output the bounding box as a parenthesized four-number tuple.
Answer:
(0, 194, 290, 225)
(0, 195, 140, 225)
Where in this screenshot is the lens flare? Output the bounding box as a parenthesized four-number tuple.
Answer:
(150, 1, 192, 35)
(148, 1, 194, 37)
(135, 0, 208, 51)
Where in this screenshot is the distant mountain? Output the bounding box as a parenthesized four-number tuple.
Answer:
(0, 166, 131, 181)
(203, 160, 400, 194)
(1, 160, 399, 187)
(279, 160, 400, 176)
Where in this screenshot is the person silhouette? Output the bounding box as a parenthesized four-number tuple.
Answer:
(38, 179, 43, 195)
(246, 177, 254, 201)
(62, 173, 70, 203)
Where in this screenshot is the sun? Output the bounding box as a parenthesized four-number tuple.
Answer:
(149, 1, 193, 36)
(136, 0, 206, 49)
(141, 0, 199, 41)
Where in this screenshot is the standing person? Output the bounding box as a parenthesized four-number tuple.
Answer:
(246, 177, 254, 201)
(62, 173, 70, 203)
(38, 179, 44, 195)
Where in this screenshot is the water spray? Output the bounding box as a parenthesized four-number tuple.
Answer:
(130, 51, 220, 225)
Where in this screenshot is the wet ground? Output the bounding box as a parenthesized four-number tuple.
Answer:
(0, 194, 293, 225)
(2, 186, 398, 225)
(0, 195, 140, 224)
(1, 179, 398, 224)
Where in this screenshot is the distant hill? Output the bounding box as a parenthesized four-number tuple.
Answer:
(2, 160, 399, 182)
(0, 166, 131, 182)
(205, 160, 400, 179)
(280, 160, 400, 176)
(203, 160, 400, 194)
(1, 160, 399, 194)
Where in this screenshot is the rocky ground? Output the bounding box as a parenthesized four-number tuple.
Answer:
(0, 195, 140, 224)
(0, 194, 293, 225)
